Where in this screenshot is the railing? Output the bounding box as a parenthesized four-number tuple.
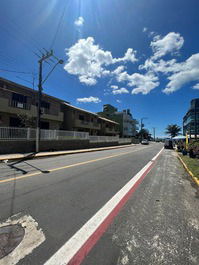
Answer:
(0, 127, 126, 143)
(0, 127, 36, 140)
(89, 135, 119, 143)
(0, 127, 89, 141)
(9, 100, 31, 110)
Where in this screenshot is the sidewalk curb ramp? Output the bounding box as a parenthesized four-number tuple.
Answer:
(0, 144, 136, 162)
(177, 153, 199, 187)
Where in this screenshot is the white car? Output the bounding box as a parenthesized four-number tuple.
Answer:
(141, 139, 149, 145)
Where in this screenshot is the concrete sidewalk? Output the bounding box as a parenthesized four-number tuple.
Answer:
(0, 143, 135, 161)
(82, 149, 199, 265)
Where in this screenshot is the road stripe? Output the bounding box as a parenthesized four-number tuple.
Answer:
(44, 147, 164, 265)
(0, 146, 149, 184)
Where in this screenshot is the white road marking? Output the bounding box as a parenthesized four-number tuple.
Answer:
(0, 213, 45, 265)
(44, 147, 164, 265)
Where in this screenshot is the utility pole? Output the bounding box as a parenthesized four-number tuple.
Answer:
(35, 50, 63, 152)
(140, 117, 147, 141)
(153, 127, 156, 141)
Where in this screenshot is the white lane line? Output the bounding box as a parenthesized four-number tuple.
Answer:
(44, 147, 164, 265)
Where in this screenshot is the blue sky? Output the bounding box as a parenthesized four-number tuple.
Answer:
(1, 0, 199, 137)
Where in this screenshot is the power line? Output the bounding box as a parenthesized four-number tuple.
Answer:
(0, 68, 32, 74)
(50, 3, 67, 49)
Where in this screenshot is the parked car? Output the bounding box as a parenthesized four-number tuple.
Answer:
(164, 139, 173, 149)
(141, 139, 149, 145)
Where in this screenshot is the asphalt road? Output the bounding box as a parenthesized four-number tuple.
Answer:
(0, 143, 198, 264)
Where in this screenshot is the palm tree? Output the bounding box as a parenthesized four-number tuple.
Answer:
(165, 124, 181, 138)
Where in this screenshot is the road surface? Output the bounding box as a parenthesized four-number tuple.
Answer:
(0, 143, 198, 265)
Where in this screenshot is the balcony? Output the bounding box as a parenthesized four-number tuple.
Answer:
(9, 100, 31, 110)
(0, 98, 63, 122)
(0, 98, 33, 115)
(74, 119, 100, 130)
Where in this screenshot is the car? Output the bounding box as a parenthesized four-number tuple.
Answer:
(141, 139, 149, 145)
(164, 139, 173, 149)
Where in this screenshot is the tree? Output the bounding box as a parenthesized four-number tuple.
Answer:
(165, 124, 181, 138)
(137, 128, 150, 140)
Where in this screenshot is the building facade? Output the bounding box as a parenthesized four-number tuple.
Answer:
(98, 104, 137, 137)
(62, 103, 119, 136)
(0, 77, 64, 129)
(183, 98, 199, 138)
(0, 77, 119, 136)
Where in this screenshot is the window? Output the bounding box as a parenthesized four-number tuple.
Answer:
(41, 101, 50, 109)
(79, 114, 84, 121)
(12, 92, 27, 103)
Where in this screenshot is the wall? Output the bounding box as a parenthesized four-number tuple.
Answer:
(0, 139, 89, 154)
(0, 138, 139, 154)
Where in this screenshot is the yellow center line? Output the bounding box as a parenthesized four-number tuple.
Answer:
(0, 146, 149, 184)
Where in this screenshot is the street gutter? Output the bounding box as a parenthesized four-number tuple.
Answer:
(0, 144, 136, 162)
(177, 153, 199, 186)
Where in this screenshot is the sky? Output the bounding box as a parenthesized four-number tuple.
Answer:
(0, 0, 199, 137)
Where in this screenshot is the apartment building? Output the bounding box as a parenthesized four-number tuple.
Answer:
(0, 77, 119, 136)
(62, 103, 119, 136)
(98, 104, 137, 137)
(0, 77, 64, 129)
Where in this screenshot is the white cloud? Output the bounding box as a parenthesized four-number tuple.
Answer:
(148, 31, 156, 37)
(193, 83, 199, 89)
(64, 32, 199, 95)
(116, 99, 122, 103)
(143, 27, 148, 32)
(64, 37, 137, 85)
(112, 66, 125, 76)
(76, 96, 101, 103)
(140, 53, 199, 94)
(162, 53, 199, 93)
(113, 48, 137, 63)
(79, 76, 97, 85)
(113, 67, 159, 95)
(74, 16, 84, 27)
(110, 85, 119, 90)
(112, 87, 129, 95)
(151, 32, 184, 60)
(128, 72, 159, 95)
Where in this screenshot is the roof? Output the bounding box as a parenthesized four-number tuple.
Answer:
(63, 103, 119, 125)
(98, 116, 119, 125)
(0, 77, 70, 104)
(63, 102, 98, 116)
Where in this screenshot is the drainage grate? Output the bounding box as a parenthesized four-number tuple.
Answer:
(0, 224, 25, 259)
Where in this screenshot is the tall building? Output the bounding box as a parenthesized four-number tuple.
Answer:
(98, 104, 137, 137)
(183, 98, 199, 138)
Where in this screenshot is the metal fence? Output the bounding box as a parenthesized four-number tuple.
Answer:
(0, 127, 129, 144)
(0, 127, 89, 141)
(0, 127, 36, 140)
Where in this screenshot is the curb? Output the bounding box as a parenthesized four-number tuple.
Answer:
(177, 153, 199, 186)
(0, 144, 136, 162)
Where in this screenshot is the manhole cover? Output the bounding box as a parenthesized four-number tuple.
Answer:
(0, 224, 25, 259)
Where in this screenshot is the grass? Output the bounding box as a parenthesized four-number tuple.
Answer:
(179, 154, 199, 179)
